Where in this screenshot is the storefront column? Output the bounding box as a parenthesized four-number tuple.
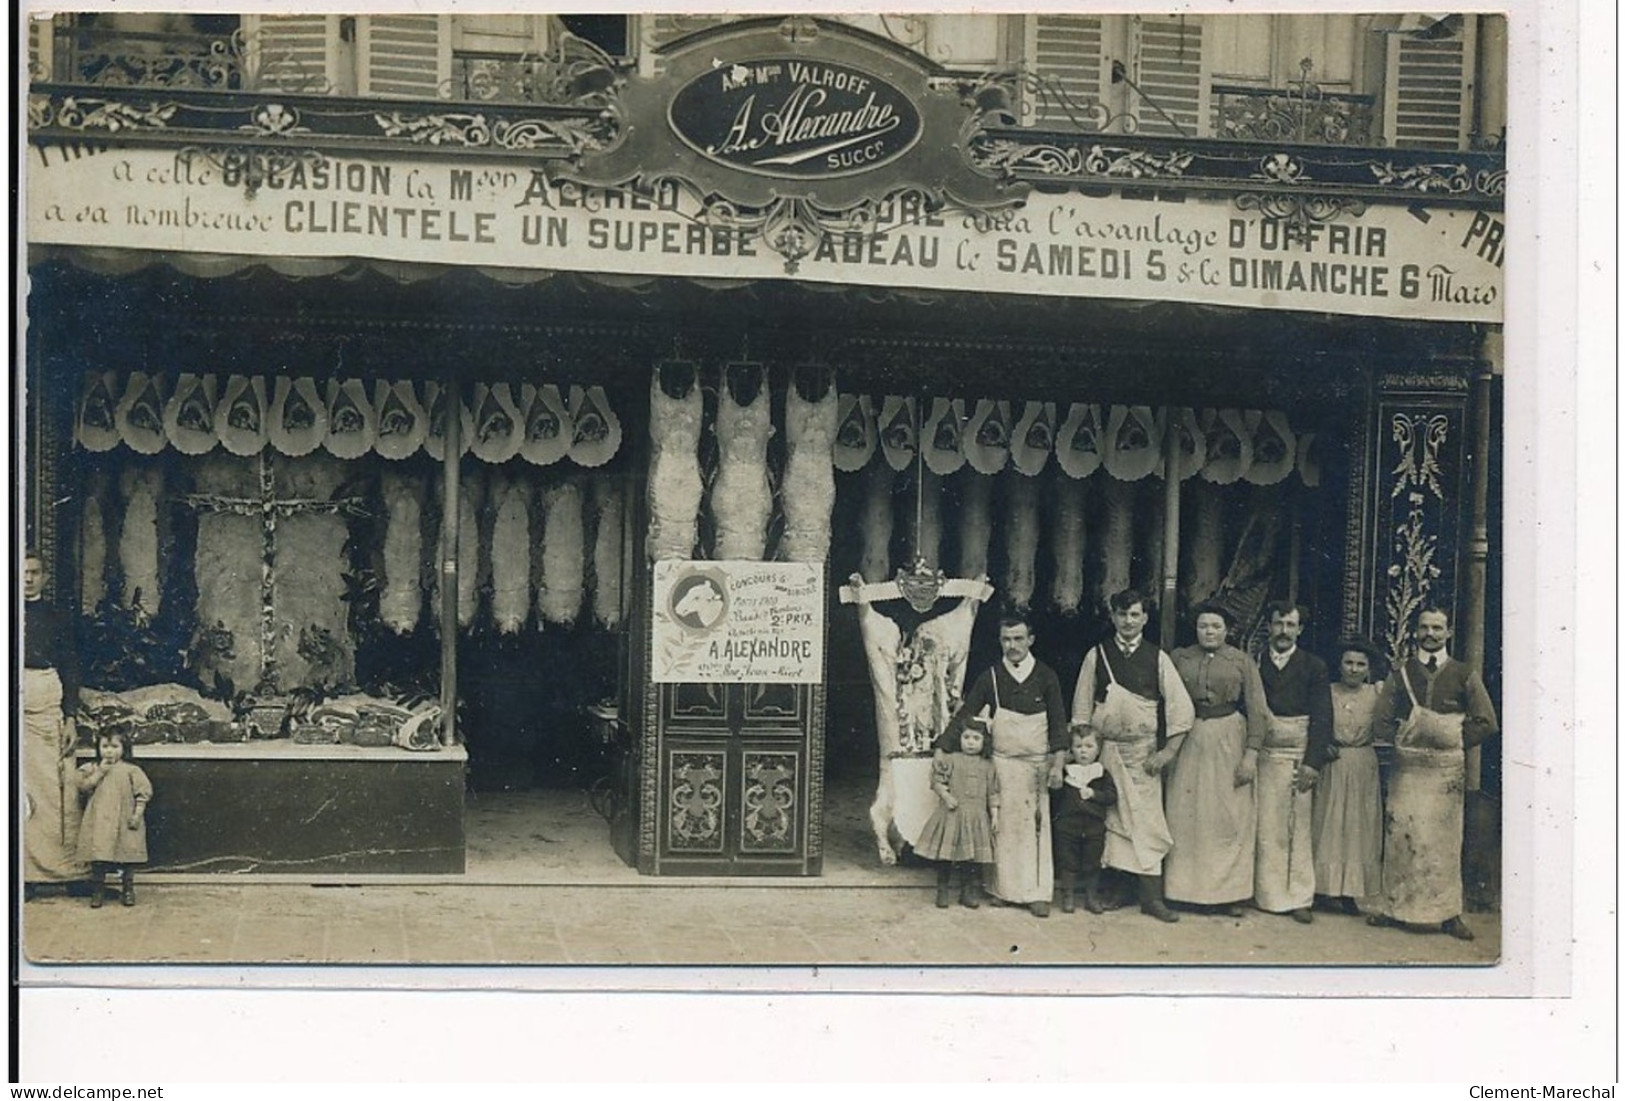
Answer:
(1462, 326, 1502, 910)
(439, 375, 461, 747)
(1158, 405, 1181, 644)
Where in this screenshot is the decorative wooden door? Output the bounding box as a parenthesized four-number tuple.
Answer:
(645, 680, 824, 875)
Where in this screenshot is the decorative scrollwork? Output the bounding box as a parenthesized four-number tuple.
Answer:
(51, 96, 177, 132)
(59, 24, 244, 90)
(1368, 161, 1474, 194)
(1390, 412, 1449, 500)
(1212, 61, 1376, 146)
(690, 185, 947, 274)
(1233, 192, 1367, 227)
(238, 102, 307, 137)
(443, 26, 623, 110)
(968, 134, 1190, 182)
(374, 109, 616, 154)
(1383, 503, 1441, 659)
(1257, 152, 1309, 184)
(1474, 168, 1507, 197)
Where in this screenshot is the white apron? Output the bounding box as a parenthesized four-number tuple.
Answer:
(1093, 651, 1173, 876)
(890, 756, 937, 849)
(23, 668, 86, 883)
(988, 677, 1054, 904)
(1380, 667, 1467, 923)
(1254, 713, 1315, 913)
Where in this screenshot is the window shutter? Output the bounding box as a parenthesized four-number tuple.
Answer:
(1027, 14, 1106, 127)
(1131, 14, 1207, 138)
(1383, 18, 1476, 150)
(28, 15, 52, 82)
(243, 14, 344, 95)
(359, 14, 450, 100)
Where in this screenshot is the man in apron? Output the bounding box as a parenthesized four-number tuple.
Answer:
(1071, 589, 1195, 923)
(22, 551, 88, 896)
(1254, 601, 1335, 924)
(1368, 605, 1499, 941)
(937, 612, 1068, 917)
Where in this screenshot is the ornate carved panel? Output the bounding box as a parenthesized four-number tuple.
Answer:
(742, 682, 803, 726)
(739, 750, 799, 853)
(666, 749, 726, 853)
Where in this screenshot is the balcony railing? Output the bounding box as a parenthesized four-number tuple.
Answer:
(1210, 62, 1376, 146)
(50, 23, 248, 91)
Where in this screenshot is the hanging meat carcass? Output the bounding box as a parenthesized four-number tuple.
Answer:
(879, 395, 918, 473)
(956, 470, 994, 579)
(592, 480, 625, 629)
(488, 470, 532, 634)
(471, 383, 524, 465)
(711, 363, 773, 560)
(1296, 432, 1321, 488)
(858, 463, 895, 583)
(1002, 469, 1041, 611)
(646, 364, 703, 561)
(963, 399, 1011, 475)
(567, 384, 622, 469)
(324, 378, 377, 461)
(1158, 407, 1206, 482)
(218, 376, 270, 457)
(1244, 410, 1297, 486)
(431, 468, 483, 631)
(1011, 401, 1057, 476)
(424, 382, 474, 462)
(80, 469, 113, 616)
(1181, 489, 1225, 610)
(118, 465, 164, 620)
(373, 380, 428, 461)
(1096, 476, 1135, 610)
(1102, 405, 1161, 481)
(115, 373, 168, 456)
(77, 371, 121, 452)
(269, 377, 329, 457)
(162, 374, 219, 456)
(921, 397, 966, 476)
(538, 478, 585, 626)
(1056, 402, 1104, 479)
(520, 383, 573, 466)
(832, 393, 877, 473)
(914, 469, 943, 570)
(379, 469, 425, 635)
(779, 368, 838, 563)
(1050, 475, 1088, 615)
(1201, 409, 1254, 485)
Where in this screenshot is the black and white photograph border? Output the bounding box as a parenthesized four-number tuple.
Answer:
(8, 0, 1609, 1084)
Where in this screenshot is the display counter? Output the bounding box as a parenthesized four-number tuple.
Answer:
(77, 741, 467, 875)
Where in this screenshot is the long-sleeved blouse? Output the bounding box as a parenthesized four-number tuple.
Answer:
(1169, 643, 1270, 751)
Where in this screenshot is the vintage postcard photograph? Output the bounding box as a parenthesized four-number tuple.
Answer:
(17, 4, 1527, 993)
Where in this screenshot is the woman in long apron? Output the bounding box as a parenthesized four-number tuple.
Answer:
(22, 552, 88, 894)
(935, 613, 1068, 917)
(1311, 640, 1385, 914)
(1070, 589, 1196, 923)
(1165, 603, 1269, 916)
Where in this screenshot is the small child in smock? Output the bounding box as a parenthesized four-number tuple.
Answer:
(75, 730, 152, 908)
(1051, 727, 1118, 914)
(914, 718, 1001, 909)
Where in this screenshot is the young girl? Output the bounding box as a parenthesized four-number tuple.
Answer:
(75, 730, 152, 908)
(1311, 639, 1385, 915)
(914, 718, 1001, 909)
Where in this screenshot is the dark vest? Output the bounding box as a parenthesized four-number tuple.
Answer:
(1092, 641, 1160, 702)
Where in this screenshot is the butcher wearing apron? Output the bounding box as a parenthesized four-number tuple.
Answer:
(1254, 714, 1315, 915)
(1381, 666, 1468, 925)
(1092, 654, 1174, 880)
(988, 676, 1055, 908)
(23, 666, 86, 884)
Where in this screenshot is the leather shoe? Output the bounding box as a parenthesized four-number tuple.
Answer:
(1366, 913, 1396, 928)
(1290, 908, 1313, 924)
(1029, 901, 1050, 918)
(1442, 917, 1475, 941)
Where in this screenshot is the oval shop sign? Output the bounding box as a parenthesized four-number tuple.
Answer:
(668, 58, 923, 179)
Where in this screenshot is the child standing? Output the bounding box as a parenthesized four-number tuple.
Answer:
(1052, 727, 1118, 914)
(75, 731, 152, 908)
(914, 719, 1001, 909)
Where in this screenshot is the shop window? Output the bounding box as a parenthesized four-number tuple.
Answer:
(53, 13, 246, 90)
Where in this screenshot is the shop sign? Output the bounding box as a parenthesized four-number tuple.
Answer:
(651, 561, 824, 684)
(668, 59, 922, 179)
(25, 146, 1504, 323)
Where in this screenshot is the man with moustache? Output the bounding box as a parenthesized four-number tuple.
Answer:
(1367, 605, 1498, 941)
(1253, 601, 1334, 924)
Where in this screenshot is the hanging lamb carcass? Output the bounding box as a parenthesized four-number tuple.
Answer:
(592, 480, 625, 629)
(538, 478, 586, 627)
(379, 469, 426, 635)
(1050, 475, 1088, 615)
(488, 470, 533, 634)
(956, 470, 994, 579)
(779, 368, 838, 563)
(710, 363, 773, 560)
(646, 364, 703, 561)
(1001, 469, 1041, 611)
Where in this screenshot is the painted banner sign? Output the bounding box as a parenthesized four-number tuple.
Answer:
(651, 560, 824, 684)
(668, 57, 923, 179)
(26, 145, 1504, 322)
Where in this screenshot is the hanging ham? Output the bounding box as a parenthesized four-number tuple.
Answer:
(1102, 405, 1161, 481)
(832, 393, 877, 473)
(859, 463, 894, 584)
(568, 384, 622, 468)
(1200, 409, 1254, 485)
(323, 378, 378, 461)
(218, 376, 270, 457)
(538, 479, 585, 627)
(468, 382, 524, 465)
(711, 364, 773, 560)
(1011, 401, 1057, 476)
(1056, 403, 1104, 480)
(487, 471, 532, 634)
(592, 479, 625, 629)
(163, 374, 219, 456)
(963, 399, 1011, 475)
(77, 371, 121, 452)
(879, 395, 918, 473)
(118, 465, 164, 620)
(921, 397, 966, 476)
(520, 383, 573, 466)
(373, 380, 428, 461)
(956, 470, 993, 579)
(115, 372, 168, 456)
(780, 369, 838, 563)
(1001, 469, 1041, 611)
(646, 364, 703, 561)
(1244, 410, 1297, 486)
(379, 469, 425, 635)
(268, 377, 328, 457)
(1050, 475, 1087, 615)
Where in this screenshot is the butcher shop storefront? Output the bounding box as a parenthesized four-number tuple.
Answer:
(23, 15, 1505, 883)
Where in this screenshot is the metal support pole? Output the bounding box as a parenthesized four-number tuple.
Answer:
(1461, 326, 1500, 911)
(1158, 407, 1182, 645)
(439, 375, 461, 746)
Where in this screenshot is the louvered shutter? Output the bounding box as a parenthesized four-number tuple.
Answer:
(28, 15, 52, 82)
(359, 14, 450, 100)
(1027, 14, 1105, 128)
(243, 14, 344, 95)
(638, 14, 732, 75)
(1383, 18, 1476, 150)
(1131, 14, 1207, 138)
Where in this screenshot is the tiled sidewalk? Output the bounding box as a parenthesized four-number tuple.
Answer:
(21, 882, 1501, 969)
